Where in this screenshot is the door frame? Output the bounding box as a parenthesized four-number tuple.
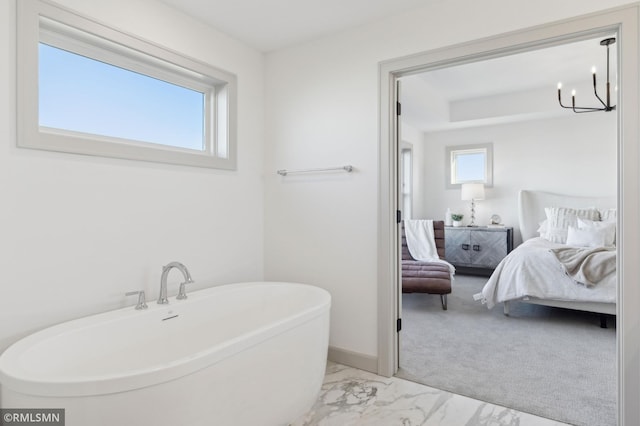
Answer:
(377, 5, 639, 425)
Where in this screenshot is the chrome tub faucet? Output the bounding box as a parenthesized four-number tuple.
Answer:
(158, 262, 194, 304)
(125, 290, 148, 310)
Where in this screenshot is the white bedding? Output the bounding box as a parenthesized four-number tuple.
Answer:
(474, 237, 616, 309)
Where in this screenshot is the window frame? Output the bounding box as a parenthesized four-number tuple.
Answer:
(400, 146, 413, 220)
(445, 143, 493, 189)
(17, 0, 237, 170)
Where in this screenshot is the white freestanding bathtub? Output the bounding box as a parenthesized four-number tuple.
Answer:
(0, 282, 331, 426)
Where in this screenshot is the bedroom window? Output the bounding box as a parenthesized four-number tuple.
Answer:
(17, 0, 237, 169)
(401, 148, 413, 220)
(445, 143, 493, 189)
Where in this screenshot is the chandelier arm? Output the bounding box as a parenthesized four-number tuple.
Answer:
(572, 106, 607, 113)
(567, 90, 606, 112)
(557, 90, 576, 109)
(592, 81, 609, 109)
(558, 99, 574, 109)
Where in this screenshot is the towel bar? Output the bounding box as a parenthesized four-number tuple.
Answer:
(277, 165, 353, 176)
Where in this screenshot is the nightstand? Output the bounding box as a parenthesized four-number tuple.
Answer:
(445, 226, 513, 275)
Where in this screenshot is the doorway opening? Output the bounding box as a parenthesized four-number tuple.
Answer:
(377, 6, 640, 426)
(396, 34, 618, 426)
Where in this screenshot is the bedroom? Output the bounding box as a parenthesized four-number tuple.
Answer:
(397, 35, 617, 426)
(400, 38, 616, 239)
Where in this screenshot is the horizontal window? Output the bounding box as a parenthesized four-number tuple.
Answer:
(18, 0, 237, 169)
(39, 43, 207, 151)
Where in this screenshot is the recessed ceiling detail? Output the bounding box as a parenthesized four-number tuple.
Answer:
(400, 35, 618, 132)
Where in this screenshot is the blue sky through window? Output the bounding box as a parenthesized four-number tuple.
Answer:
(456, 152, 485, 182)
(38, 43, 205, 151)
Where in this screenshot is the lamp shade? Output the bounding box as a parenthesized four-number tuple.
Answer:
(461, 183, 485, 201)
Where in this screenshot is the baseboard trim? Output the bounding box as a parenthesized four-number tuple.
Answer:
(328, 346, 378, 374)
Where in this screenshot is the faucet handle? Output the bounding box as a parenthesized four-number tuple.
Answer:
(176, 281, 192, 300)
(125, 290, 148, 310)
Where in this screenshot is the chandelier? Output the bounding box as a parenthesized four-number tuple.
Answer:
(557, 37, 616, 113)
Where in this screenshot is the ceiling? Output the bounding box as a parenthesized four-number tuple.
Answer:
(400, 35, 619, 132)
(159, 0, 433, 52)
(156, 1, 618, 132)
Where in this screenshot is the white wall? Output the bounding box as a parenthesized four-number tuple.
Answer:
(0, 0, 265, 350)
(421, 113, 617, 245)
(263, 0, 634, 360)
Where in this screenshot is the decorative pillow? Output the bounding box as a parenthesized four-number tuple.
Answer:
(536, 220, 548, 237)
(600, 208, 617, 222)
(566, 225, 606, 248)
(578, 217, 616, 247)
(542, 207, 600, 244)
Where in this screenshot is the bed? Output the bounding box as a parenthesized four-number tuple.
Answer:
(475, 190, 617, 320)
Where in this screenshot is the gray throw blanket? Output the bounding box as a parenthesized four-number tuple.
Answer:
(550, 246, 616, 288)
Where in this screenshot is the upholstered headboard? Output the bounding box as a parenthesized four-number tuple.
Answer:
(518, 190, 616, 241)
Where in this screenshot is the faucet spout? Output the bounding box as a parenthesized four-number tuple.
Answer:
(158, 262, 194, 304)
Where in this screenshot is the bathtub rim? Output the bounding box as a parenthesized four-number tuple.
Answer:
(0, 281, 330, 398)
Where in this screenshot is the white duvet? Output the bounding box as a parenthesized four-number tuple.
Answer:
(475, 237, 617, 309)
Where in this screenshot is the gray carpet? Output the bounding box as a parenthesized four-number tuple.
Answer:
(397, 275, 616, 426)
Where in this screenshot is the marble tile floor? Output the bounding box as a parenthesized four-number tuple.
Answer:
(293, 362, 569, 426)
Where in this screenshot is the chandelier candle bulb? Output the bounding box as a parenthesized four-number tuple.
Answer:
(557, 82, 562, 103)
